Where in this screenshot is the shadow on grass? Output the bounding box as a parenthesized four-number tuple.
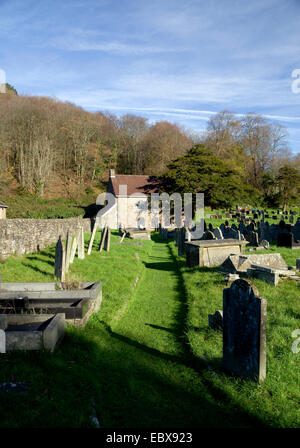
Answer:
(164, 242, 268, 429)
(0, 237, 271, 428)
(0, 323, 263, 428)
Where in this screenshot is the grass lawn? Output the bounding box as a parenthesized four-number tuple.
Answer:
(4, 194, 98, 219)
(173, 241, 300, 428)
(0, 232, 299, 427)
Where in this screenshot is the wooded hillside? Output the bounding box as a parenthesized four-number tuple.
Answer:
(1, 88, 299, 209)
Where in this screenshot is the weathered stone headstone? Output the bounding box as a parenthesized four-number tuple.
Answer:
(223, 279, 267, 382)
(65, 231, 72, 273)
(78, 226, 85, 259)
(0, 329, 6, 353)
(104, 227, 111, 252)
(221, 252, 287, 274)
(70, 231, 78, 264)
(259, 240, 270, 249)
(99, 226, 107, 252)
(0, 315, 7, 330)
(55, 236, 65, 281)
(186, 228, 191, 242)
(87, 221, 99, 255)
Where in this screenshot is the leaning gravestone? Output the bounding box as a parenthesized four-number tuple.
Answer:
(223, 279, 267, 382)
(104, 227, 111, 252)
(78, 226, 85, 259)
(65, 231, 72, 273)
(55, 236, 66, 282)
(70, 231, 78, 264)
(99, 225, 107, 252)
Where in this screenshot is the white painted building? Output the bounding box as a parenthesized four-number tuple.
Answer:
(98, 170, 160, 229)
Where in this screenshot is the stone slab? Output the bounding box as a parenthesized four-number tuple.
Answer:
(247, 268, 279, 286)
(5, 314, 65, 352)
(0, 282, 102, 327)
(221, 253, 288, 274)
(185, 239, 248, 268)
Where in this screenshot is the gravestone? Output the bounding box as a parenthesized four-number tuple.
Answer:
(244, 230, 259, 246)
(278, 231, 300, 249)
(222, 227, 239, 240)
(213, 227, 223, 240)
(70, 231, 79, 264)
(0, 329, 6, 353)
(186, 228, 191, 242)
(178, 227, 186, 256)
(208, 310, 223, 330)
(104, 227, 111, 251)
(54, 236, 65, 282)
(65, 231, 72, 273)
(87, 221, 99, 255)
(78, 226, 85, 259)
(292, 220, 300, 241)
(99, 226, 107, 252)
(201, 230, 216, 240)
(223, 279, 267, 382)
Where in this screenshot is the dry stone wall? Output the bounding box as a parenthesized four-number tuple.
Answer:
(0, 218, 92, 258)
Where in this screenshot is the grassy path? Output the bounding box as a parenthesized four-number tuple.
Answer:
(0, 234, 271, 427)
(93, 239, 263, 428)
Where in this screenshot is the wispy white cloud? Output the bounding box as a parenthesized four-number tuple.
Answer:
(1, 0, 300, 150)
(50, 37, 185, 55)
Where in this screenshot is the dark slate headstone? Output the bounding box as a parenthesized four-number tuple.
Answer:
(54, 236, 65, 281)
(244, 230, 259, 246)
(213, 227, 223, 240)
(223, 279, 267, 382)
(178, 227, 187, 256)
(277, 231, 292, 248)
(201, 230, 216, 240)
(223, 226, 238, 240)
(292, 220, 300, 241)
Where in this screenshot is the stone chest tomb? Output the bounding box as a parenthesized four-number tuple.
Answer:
(0, 281, 102, 327)
(184, 239, 248, 268)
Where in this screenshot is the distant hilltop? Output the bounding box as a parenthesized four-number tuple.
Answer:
(2, 83, 18, 95)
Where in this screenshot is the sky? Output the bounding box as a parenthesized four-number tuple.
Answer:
(1, 0, 300, 151)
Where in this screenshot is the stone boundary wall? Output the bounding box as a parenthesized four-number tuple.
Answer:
(0, 218, 93, 258)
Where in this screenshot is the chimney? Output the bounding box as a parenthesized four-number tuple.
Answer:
(109, 169, 115, 178)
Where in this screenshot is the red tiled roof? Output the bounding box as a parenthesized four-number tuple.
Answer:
(109, 175, 160, 197)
